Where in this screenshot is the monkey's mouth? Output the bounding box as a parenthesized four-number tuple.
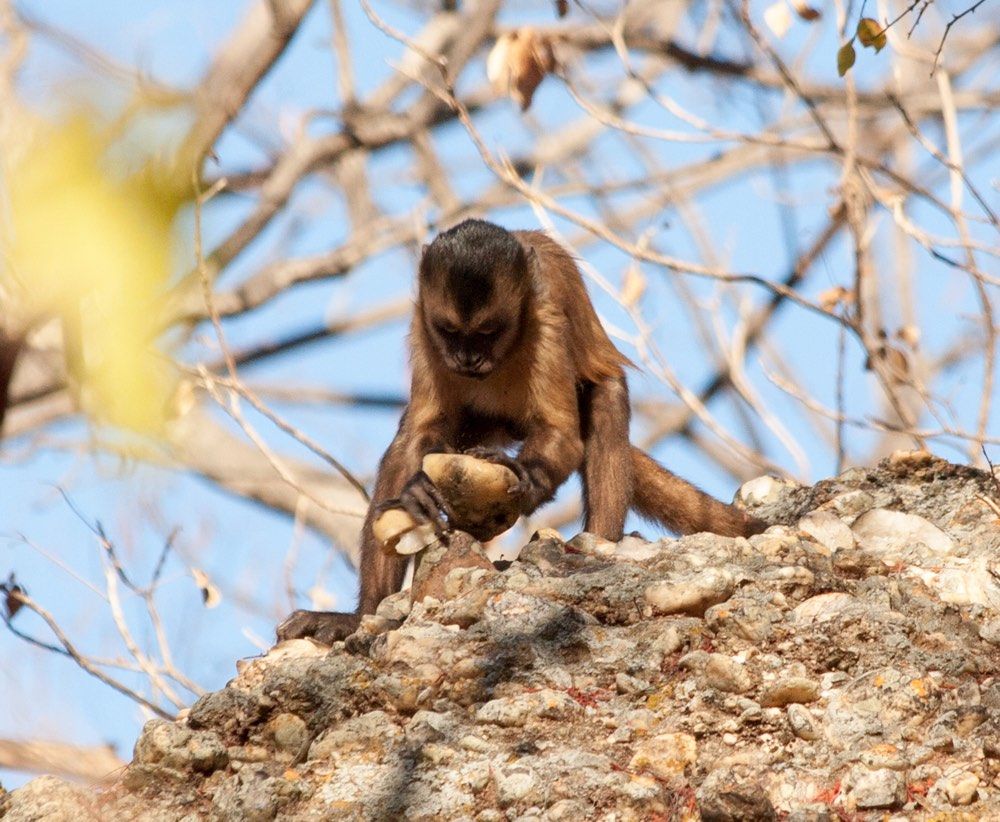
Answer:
(451, 362, 493, 380)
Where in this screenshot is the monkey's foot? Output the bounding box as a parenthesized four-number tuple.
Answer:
(377, 470, 455, 535)
(462, 446, 532, 499)
(743, 513, 769, 537)
(276, 610, 360, 646)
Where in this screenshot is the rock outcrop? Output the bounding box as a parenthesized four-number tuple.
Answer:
(4, 451, 1000, 820)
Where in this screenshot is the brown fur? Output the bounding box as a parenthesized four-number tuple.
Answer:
(277, 222, 765, 646)
(0, 330, 23, 434)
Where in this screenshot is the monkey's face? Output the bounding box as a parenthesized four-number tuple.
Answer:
(421, 296, 522, 380)
(418, 219, 531, 379)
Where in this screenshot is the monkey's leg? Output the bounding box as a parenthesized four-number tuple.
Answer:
(277, 410, 447, 644)
(580, 377, 632, 540)
(630, 447, 767, 537)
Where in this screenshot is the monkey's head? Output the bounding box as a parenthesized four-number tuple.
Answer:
(418, 220, 532, 380)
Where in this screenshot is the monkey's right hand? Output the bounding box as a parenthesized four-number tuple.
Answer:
(376, 470, 454, 535)
(462, 446, 534, 502)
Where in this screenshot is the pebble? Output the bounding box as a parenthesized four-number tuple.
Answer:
(702, 653, 753, 694)
(645, 568, 736, 616)
(852, 508, 955, 556)
(942, 771, 980, 806)
(798, 510, 855, 552)
(786, 704, 819, 741)
(475, 689, 580, 727)
(847, 766, 904, 809)
(760, 676, 820, 707)
(628, 733, 697, 779)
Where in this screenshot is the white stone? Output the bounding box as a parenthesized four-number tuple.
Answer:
(942, 771, 979, 806)
(798, 510, 855, 552)
(852, 509, 955, 557)
(614, 536, 665, 561)
(475, 689, 580, 727)
(791, 592, 856, 624)
(737, 475, 799, 506)
(645, 568, 736, 617)
(848, 767, 904, 809)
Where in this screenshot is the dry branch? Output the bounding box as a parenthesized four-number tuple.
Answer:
(0, 738, 124, 783)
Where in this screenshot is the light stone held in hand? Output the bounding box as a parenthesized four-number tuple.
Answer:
(373, 453, 521, 555)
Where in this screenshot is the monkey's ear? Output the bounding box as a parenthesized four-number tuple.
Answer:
(417, 244, 433, 281)
(525, 247, 547, 296)
(524, 247, 540, 280)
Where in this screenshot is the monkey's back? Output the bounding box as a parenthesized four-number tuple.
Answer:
(515, 230, 632, 386)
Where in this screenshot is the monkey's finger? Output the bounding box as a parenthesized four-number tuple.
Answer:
(376, 492, 440, 531)
(421, 477, 456, 525)
(463, 445, 511, 464)
(464, 446, 531, 485)
(401, 472, 454, 533)
(507, 480, 532, 498)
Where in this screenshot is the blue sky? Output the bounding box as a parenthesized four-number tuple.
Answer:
(2, 0, 998, 789)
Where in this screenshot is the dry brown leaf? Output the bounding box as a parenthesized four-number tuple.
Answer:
(487, 29, 555, 111)
(3, 574, 25, 621)
(837, 41, 857, 77)
(790, 0, 821, 20)
(192, 568, 222, 608)
(857, 17, 887, 51)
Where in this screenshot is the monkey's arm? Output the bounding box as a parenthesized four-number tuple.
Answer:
(579, 375, 632, 540)
(277, 406, 451, 644)
(512, 421, 585, 513)
(355, 410, 453, 614)
(467, 415, 584, 516)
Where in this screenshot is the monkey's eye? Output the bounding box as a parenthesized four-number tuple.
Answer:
(435, 322, 460, 336)
(475, 324, 500, 338)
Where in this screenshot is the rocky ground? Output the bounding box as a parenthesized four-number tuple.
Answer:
(4, 451, 1000, 821)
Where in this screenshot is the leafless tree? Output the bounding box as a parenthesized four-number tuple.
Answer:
(0, 0, 996, 780)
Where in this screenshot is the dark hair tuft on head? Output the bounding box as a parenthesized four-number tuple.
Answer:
(420, 220, 527, 317)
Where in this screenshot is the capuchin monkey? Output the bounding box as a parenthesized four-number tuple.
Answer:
(278, 220, 766, 644)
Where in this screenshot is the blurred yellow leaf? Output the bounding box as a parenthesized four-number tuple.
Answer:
(4, 115, 183, 435)
(857, 18, 887, 52)
(837, 41, 857, 77)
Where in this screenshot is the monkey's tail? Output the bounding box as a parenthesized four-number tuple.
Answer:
(629, 447, 766, 538)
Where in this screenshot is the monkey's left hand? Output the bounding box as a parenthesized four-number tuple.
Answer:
(462, 446, 534, 501)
